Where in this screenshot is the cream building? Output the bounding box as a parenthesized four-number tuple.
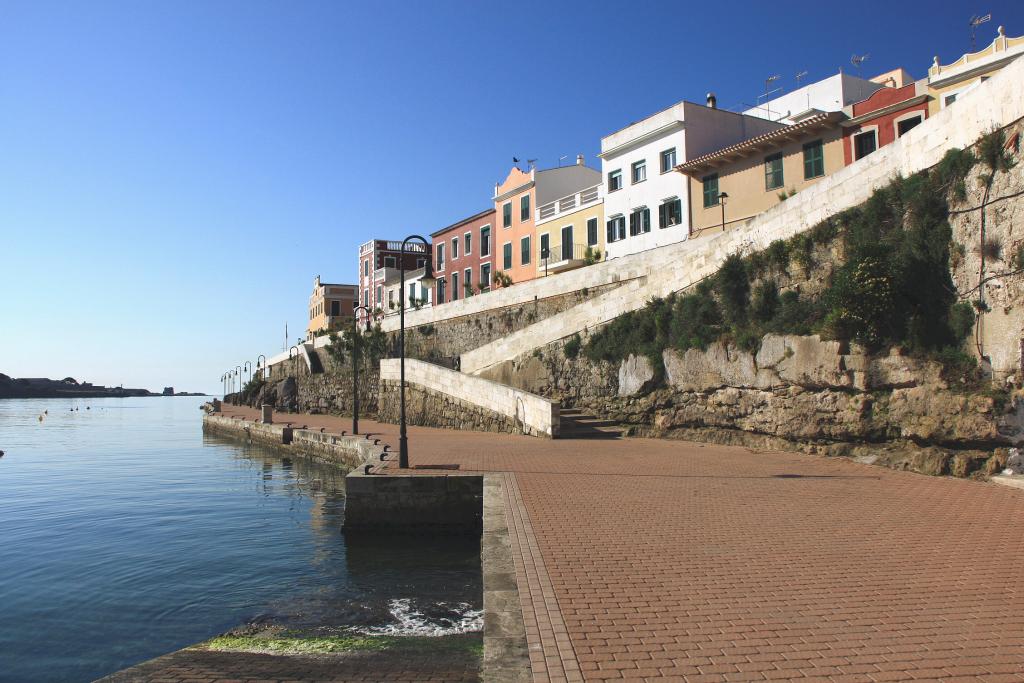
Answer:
(534, 176, 604, 276)
(926, 25, 1024, 115)
(676, 112, 846, 235)
(307, 276, 357, 338)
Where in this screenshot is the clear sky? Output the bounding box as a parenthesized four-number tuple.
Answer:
(2, 0, 1022, 395)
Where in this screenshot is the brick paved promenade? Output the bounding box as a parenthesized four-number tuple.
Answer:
(214, 406, 1024, 682)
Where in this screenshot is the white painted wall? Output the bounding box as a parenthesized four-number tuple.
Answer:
(601, 101, 783, 260)
(743, 72, 883, 123)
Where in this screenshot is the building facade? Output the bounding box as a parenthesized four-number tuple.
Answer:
(677, 113, 846, 235)
(534, 178, 604, 276)
(307, 276, 357, 338)
(493, 160, 600, 286)
(926, 25, 1024, 114)
(431, 208, 496, 305)
(600, 100, 785, 259)
(841, 81, 930, 165)
(358, 239, 429, 321)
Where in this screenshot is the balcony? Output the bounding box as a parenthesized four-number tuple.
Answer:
(537, 184, 601, 224)
(538, 243, 597, 275)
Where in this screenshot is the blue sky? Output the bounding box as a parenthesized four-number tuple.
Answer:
(2, 0, 1022, 394)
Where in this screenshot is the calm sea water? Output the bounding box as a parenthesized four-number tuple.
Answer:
(0, 397, 481, 683)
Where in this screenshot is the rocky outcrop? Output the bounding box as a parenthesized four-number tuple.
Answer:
(618, 355, 656, 396)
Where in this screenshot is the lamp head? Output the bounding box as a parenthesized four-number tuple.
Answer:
(419, 259, 437, 290)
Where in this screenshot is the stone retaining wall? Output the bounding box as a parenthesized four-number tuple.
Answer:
(343, 468, 483, 534)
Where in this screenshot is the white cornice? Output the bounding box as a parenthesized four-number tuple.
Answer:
(599, 120, 686, 159)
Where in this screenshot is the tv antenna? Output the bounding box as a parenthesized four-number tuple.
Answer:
(795, 70, 808, 86)
(850, 53, 870, 72)
(558, 155, 568, 167)
(969, 13, 991, 50)
(527, 158, 538, 170)
(763, 74, 780, 120)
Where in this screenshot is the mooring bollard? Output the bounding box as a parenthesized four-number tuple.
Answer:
(260, 404, 273, 424)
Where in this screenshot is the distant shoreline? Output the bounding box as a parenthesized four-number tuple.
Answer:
(0, 374, 206, 399)
(0, 393, 208, 399)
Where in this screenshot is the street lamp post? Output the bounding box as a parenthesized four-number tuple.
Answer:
(244, 361, 252, 386)
(351, 304, 372, 434)
(256, 355, 266, 381)
(719, 191, 729, 232)
(398, 235, 436, 469)
(221, 373, 227, 397)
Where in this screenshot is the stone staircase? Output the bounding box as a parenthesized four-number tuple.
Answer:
(557, 408, 623, 440)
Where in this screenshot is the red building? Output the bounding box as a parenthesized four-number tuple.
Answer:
(431, 208, 496, 305)
(842, 80, 930, 165)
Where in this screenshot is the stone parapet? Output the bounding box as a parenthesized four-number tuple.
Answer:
(343, 468, 483, 534)
(379, 359, 559, 437)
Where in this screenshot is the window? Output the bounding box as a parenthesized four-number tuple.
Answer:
(764, 153, 784, 190)
(464, 268, 472, 297)
(803, 140, 824, 179)
(363, 260, 369, 277)
(408, 283, 416, 305)
(629, 207, 651, 236)
(608, 169, 622, 192)
(437, 278, 446, 304)
(451, 237, 459, 259)
(944, 93, 957, 107)
(502, 201, 512, 228)
(331, 301, 340, 316)
(520, 194, 530, 221)
(451, 272, 459, 301)
(481, 226, 491, 256)
(436, 243, 445, 271)
(587, 217, 598, 246)
(375, 285, 382, 305)
(631, 159, 647, 184)
(606, 215, 626, 242)
(416, 258, 425, 269)
(702, 174, 719, 208)
(389, 290, 395, 308)
(659, 198, 682, 228)
(384, 255, 396, 268)
(897, 115, 922, 137)
(503, 242, 512, 270)
(660, 148, 677, 173)
(520, 236, 531, 265)
(464, 232, 472, 255)
(480, 263, 491, 288)
(854, 130, 877, 160)
(560, 225, 573, 260)
(539, 233, 550, 260)
(363, 289, 369, 306)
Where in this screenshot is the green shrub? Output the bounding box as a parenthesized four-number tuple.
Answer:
(934, 147, 975, 202)
(751, 280, 779, 324)
(948, 302, 975, 343)
(715, 255, 749, 326)
(767, 240, 789, 271)
(563, 333, 582, 359)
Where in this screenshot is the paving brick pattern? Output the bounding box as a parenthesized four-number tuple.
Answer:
(218, 406, 1024, 682)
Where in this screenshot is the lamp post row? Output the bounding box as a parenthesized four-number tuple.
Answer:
(219, 235, 435, 469)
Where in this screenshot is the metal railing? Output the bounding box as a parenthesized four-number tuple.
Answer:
(540, 242, 594, 265)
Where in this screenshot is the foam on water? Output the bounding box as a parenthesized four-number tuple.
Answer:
(355, 598, 484, 636)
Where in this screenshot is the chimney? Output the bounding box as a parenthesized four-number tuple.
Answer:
(706, 92, 717, 109)
(576, 154, 585, 166)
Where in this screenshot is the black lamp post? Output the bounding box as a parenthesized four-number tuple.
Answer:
(288, 345, 300, 379)
(256, 355, 266, 381)
(221, 373, 226, 397)
(398, 235, 436, 469)
(243, 361, 252, 387)
(235, 366, 242, 400)
(351, 303, 372, 434)
(719, 191, 729, 231)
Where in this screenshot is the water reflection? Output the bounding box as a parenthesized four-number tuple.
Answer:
(0, 398, 481, 683)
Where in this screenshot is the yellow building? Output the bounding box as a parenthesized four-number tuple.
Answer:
(307, 276, 357, 339)
(534, 180, 604, 276)
(926, 25, 1024, 115)
(676, 112, 846, 236)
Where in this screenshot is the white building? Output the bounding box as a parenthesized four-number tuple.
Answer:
(380, 266, 433, 318)
(600, 99, 784, 259)
(743, 72, 883, 124)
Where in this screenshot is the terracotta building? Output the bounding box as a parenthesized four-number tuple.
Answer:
(841, 80, 930, 165)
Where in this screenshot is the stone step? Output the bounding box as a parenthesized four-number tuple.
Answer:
(557, 411, 624, 439)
